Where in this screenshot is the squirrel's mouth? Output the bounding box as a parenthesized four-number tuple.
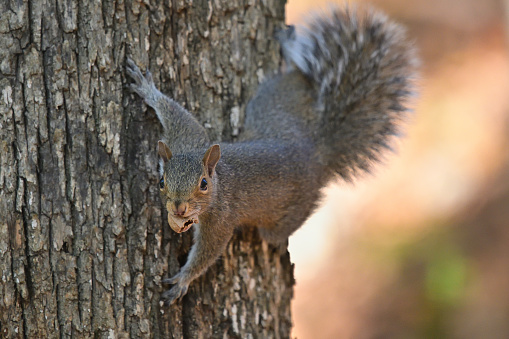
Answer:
(167, 214, 199, 233)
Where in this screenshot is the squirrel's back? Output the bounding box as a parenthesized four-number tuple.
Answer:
(242, 71, 317, 143)
(245, 6, 417, 182)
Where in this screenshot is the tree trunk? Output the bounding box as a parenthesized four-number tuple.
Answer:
(0, 0, 293, 337)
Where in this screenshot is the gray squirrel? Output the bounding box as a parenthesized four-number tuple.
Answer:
(126, 6, 416, 305)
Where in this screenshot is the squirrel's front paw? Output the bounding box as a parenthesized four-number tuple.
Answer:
(126, 58, 159, 105)
(161, 273, 190, 306)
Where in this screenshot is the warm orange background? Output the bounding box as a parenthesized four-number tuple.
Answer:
(286, 0, 509, 338)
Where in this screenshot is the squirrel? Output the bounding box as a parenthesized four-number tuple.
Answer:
(126, 6, 416, 305)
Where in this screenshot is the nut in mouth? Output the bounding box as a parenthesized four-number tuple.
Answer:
(167, 213, 199, 233)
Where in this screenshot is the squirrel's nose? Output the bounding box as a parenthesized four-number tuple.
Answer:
(173, 201, 188, 217)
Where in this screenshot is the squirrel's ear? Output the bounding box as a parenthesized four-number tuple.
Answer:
(158, 140, 172, 163)
(203, 144, 221, 176)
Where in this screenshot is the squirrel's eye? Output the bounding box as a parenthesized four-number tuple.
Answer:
(159, 177, 164, 189)
(200, 178, 208, 191)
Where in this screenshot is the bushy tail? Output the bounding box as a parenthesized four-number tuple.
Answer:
(279, 6, 417, 181)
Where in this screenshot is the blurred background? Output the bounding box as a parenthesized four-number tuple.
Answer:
(286, 0, 509, 338)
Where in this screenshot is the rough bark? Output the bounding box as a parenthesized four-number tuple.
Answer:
(0, 0, 293, 338)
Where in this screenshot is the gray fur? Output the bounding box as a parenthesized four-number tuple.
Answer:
(278, 7, 417, 180)
(126, 6, 417, 305)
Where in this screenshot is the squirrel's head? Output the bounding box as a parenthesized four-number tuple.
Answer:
(157, 141, 221, 233)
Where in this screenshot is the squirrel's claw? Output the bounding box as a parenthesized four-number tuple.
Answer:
(126, 58, 160, 106)
(161, 281, 189, 306)
(126, 58, 144, 85)
(160, 272, 191, 305)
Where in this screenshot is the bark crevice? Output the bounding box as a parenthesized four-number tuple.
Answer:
(1, 1, 293, 337)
